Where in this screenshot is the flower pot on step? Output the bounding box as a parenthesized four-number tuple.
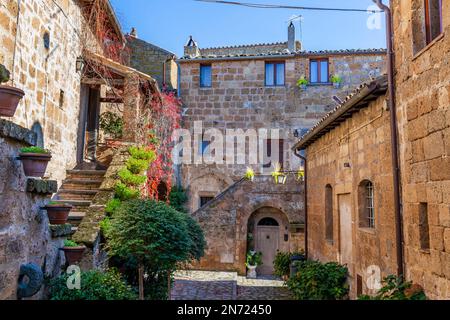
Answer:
(0, 85, 25, 117)
(62, 246, 86, 265)
(19, 153, 52, 177)
(44, 204, 73, 225)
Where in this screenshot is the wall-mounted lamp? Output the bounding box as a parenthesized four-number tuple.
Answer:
(76, 56, 85, 73)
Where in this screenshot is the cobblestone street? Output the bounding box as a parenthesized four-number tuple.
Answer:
(171, 271, 293, 300)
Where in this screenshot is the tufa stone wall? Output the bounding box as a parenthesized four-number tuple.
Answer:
(0, 120, 67, 300)
(392, 0, 450, 299)
(191, 175, 304, 275)
(179, 52, 386, 212)
(127, 35, 178, 91)
(305, 95, 399, 299)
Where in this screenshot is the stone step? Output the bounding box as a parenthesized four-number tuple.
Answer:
(57, 189, 98, 201)
(68, 211, 86, 228)
(52, 200, 91, 211)
(61, 179, 103, 190)
(66, 170, 107, 180)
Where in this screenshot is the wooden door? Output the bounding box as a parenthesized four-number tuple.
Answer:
(338, 194, 353, 269)
(255, 226, 280, 275)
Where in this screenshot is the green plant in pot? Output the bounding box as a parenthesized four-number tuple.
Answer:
(246, 251, 263, 279)
(19, 146, 52, 178)
(244, 167, 255, 181)
(296, 76, 308, 90)
(331, 74, 343, 88)
(62, 240, 86, 265)
(44, 201, 73, 225)
(0, 64, 25, 117)
(99, 111, 123, 147)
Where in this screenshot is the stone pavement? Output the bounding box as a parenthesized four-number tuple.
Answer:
(170, 271, 294, 300)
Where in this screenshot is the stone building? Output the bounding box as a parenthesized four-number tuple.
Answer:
(293, 76, 394, 298)
(0, 0, 161, 299)
(177, 24, 387, 275)
(293, 0, 450, 300)
(392, 0, 449, 299)
(126, 28, 178, 91)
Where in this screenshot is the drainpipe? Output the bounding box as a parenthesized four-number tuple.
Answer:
(294, 149, 308, 260)
(372, 0, 404, 277)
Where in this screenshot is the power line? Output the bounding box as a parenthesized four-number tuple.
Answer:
(195, 0, 382, 13)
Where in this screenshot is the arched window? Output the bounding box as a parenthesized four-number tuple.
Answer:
(359, 180, 375, 229)
(325, 185, 334, 241)
(258, 217, 279, 226)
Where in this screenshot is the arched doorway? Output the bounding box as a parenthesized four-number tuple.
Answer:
(247, 207, 290, 275)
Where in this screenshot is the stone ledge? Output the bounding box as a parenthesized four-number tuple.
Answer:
(50, 224, 73, 238)
(0, 119, 36, 146)
(26, 178, 58, 195)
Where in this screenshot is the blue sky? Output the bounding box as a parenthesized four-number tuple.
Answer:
(110, 0, 387, 57)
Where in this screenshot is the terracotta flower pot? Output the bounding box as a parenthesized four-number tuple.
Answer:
(19, 153, 52, 177)
(0, 85, 25, 117)
(62, 246, 86, 265)
(45, 204, 72, 225)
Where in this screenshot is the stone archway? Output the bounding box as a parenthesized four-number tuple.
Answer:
(247, 207, 290, 275)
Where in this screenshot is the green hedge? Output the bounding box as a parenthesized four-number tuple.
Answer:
(286, 260, 349, 300)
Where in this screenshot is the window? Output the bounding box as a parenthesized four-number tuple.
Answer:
(200, 64, 212, 87)
(359, 180, 375, 229)
(258, 217, 279, 226)
(265, 62, 285, 86)
(262, 139, 284, 169)
(419, 203, 430, 250)
(325, 185, 334, 241)
(199, 140, 210, 155)
(310, 59, 329, 84)
(200, 196, 214, 208)
(425, 0, 443, 45)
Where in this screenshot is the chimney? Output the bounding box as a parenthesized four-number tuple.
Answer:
(184, 35, 200, 58)
(130, 27, 138, 38)
(288, 22, 295, 52)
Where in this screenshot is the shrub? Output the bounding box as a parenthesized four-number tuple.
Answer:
(128, 146, 156, 162)
(19, 146, 49, 154)
(63, 240, 79, 247)
(118, 168, 147, 186)
(286, 260, 349, 300)
(49, 269, 136, 300)
(99, 112, 123, 139)
(105, 198, 122, 215)
(100, 217, 112, 237)
(168, 186, 188, 213)
(115, 182, 140, 201)
(126, 158, 150, 174)
(358, 275, 427, 300)
(105, 199, 205, 299)
(273, 251, 305, 278)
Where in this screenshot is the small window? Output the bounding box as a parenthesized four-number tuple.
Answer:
(325, 185, 334, 241)
(200, 64, 212, 87)
(265, 62, 285, 86)
(258, 217, 279, 226)
(419, 203, 430, 250)
(425, 0, 443, 44)
(262, 139, 284, 169)
(359, 180, 375, 229)
(200, 196, 214, 208)
(310, 59, 329, 84)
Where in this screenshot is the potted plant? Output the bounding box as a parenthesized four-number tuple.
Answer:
(0, 64, 25, 117)
(44, 201, 73, 225)
(246, 251, 263, 279)
(99, 111, 123, 147)
(331, 74, 343, 89)
(19, 147, 52, 178)
(272, 162, 287, 185)
(244, 167, 255, 181)
(62, 240, 86, 265)
(296, 76, 308, 90)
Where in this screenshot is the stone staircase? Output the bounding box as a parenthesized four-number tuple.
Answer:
(54, 169, 107, 233)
